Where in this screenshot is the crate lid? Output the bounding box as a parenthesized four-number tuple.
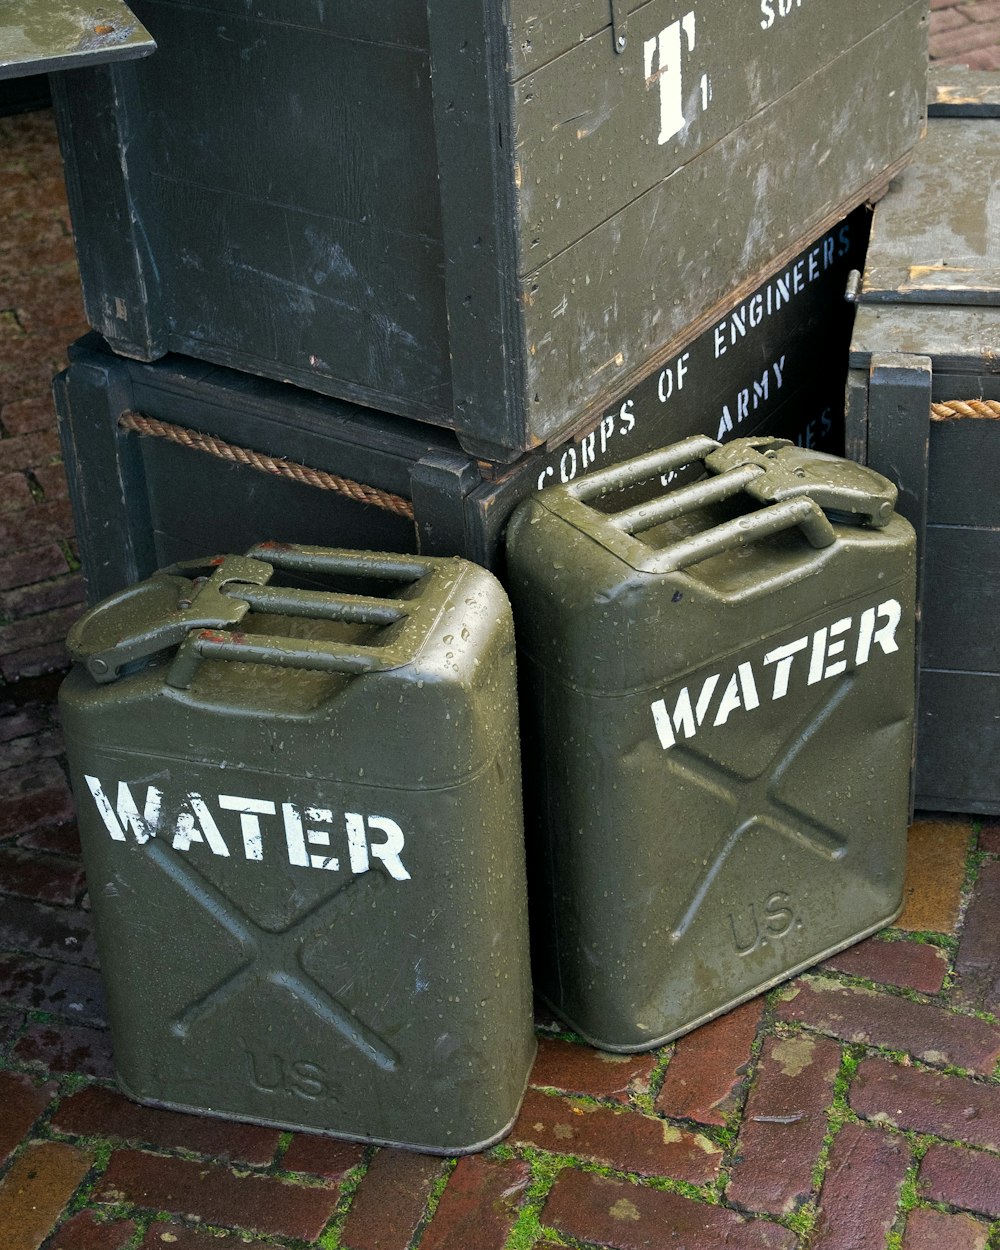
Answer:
(858, 102, 1000, 309)
(0, 0, 154, 80)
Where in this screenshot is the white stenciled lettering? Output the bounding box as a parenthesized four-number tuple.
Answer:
(651, 674, 720, 749)
(172, 794, 230, 857)
(644, 12, 703, 145)
(84, 776, 161, 843)
(651, 598, 906, 750)
(282, 803, 339, 872)
(717, 356, 785, 438)
(855, 599, 902, 665)
(761, 0, 804, 30)
(220, 795, 276, 861)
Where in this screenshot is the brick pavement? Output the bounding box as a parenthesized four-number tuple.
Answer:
(2, 14, 999, 1250)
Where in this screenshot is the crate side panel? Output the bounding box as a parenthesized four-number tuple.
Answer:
(915, 671, 1000, 813)
(514, 0, 914, 267)
(521, 3, 926, 443)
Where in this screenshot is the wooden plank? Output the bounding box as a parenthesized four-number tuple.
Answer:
(928, 406, 1000, 527)
(928, 65, 1000, 118)
(513, 0, 914, 268)
(922, 524, 1000, 673)
(849, 304, 1000, 372)
(520, 4, 925, 445)
(510, 0, 912, 81)
(866, 354, 932, 547)
(915, 670, 1000, 813)
(861, 118, 1000, 306)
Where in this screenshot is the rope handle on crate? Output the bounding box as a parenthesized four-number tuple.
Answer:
(118, 411, 416, 520)
(931, 400, 1000, 421)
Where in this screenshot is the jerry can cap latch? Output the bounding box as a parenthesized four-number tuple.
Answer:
(704, 438, 897, 528)
(68, 546, 434, 687)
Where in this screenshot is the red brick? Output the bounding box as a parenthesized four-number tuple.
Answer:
(821, 937, 949, 995)
(341, 1148, 445, 1250)
(811, 1122, 909, 1249)
(281, 1133, 366, 1180)
(46, 1210, 138, 1250)
(419, 1155, 531, 1250)
(919, 1141, 1000, 1217)
(95, 1150, 339, 1241)
(512, 1088, 721, 1183)
(0, 701, 55, 743)
(0, 953, 107, 1026)
(0, 729, 66, 773)
(19, 822, 83, 856)
(776, 977, 1000, 1074)
(0, 400, 56, 445)
(851, 1057, 1000, 1150)
(32, 463, 70, 500)
(0, 329, 72, 408)
(903, 1208, 989, 1250)
(980, 820, 1000, 856)
(932, 9, 974, 33)
(542, 1168, 796, 1250)
(0, 894, 97, 966)
(932, 15, 1000, 55)
(0, 472, 36, 512)
(0, 1070, 58, 1163)
(139, 1223, 275, 1249)
(0, 1007, 24, 1046)
(2, 640, 72, 681)
(14, 1021, 114, 1079)
(955, 860, 1000, 1015)
(3, 263, 86, 335)
(0, 545, 68, 591)
(0, 846, 85, 905)
(726, 1034, 841, 1216)
(0, 604, 81, 658)
(2, 573, 86, 619)
(0, 1141, 94, 1250)
(530, 1036, 657, 1103)
(656, 998, 763, 1125)
(0, 758, 74, 838)
(0, 434, 63, 479)
(52, 1085, 281, 1167)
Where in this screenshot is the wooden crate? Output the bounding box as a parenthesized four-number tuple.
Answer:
(51, 0, 926, 460)
(846, 69, 1000, 815)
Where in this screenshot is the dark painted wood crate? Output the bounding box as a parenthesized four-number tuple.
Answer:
(50, 0, 926, 461)
(57, 212, 866, 605)
(846, 69, 1000, 815)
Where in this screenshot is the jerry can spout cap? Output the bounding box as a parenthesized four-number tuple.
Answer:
(704, 438, 898, 529)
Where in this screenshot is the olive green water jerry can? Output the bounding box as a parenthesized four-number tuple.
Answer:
(507, 436, 916, 1052)
(59, 544, 534, 1151)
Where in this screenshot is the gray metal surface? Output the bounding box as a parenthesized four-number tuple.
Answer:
(0, 0, 153, 78)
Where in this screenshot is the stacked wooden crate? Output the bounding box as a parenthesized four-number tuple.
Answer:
(50, 0, 929, 589)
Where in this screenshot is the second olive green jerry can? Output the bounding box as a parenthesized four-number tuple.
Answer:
(59, 544, 535, 1151)
(507, 436, 916, 1051)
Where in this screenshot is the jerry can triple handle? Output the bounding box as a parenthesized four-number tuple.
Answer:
(568, 435, 719, 502)
(166, 627, 393, 689)
(650, 496, 836, 573)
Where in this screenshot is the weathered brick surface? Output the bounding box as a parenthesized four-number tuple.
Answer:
(0, 758, 75, 838)
(512, 1088, 721, 1183)
(138, 1223, 275, 1249)
(340, 1148, 444, 1250)
(979, 820, 1000, 856)
(281, 1133, 366, 1180)
(52, 1085, 281, 1167)
(542, 1168, 796, 1250)
(776, 977, 1000, 1074)
(46, 1210, 138, 1250)
(810, 1122, 909, 1249)
(0, 894, 97, 966)
(954, 859, 1000, 1014)
(821, 937, 949, 995)
(0, 952, 107, 1026)
(419, 1155, 532, 1250)
(656, 998, 763, 1125)
(530, 1036, 657, 1103)
(0, 1141, 93, 1250)
(903, 1208, 990, 1250)
(918, 1141, 1000, 1217)
(726, 1035, 841, 1216)
(852, 1057, 1000, 1150)
(14, 1020, 114, 1078)
(94, 1150, 339, 1241)
(0, 846, 85, 905)
(0, 1070, 57, 1163)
